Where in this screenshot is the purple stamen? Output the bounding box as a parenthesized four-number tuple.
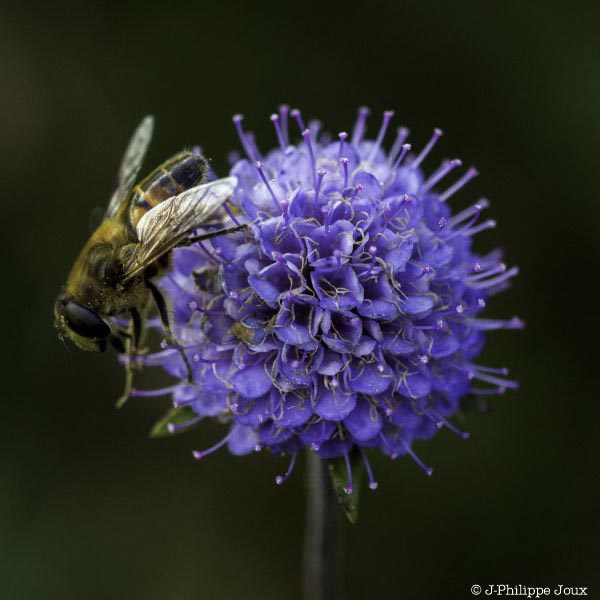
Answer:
(367, 110, 394, 163)
(337, 132, 348, 161)
(167, 415, 202, 433)
(469, 363, 509, 376)
(119, 349, 175, 368)
(424, 412, 444, 429)
(343, 452, 354, 494)
(439, 167, 479, 202)
(131, 384, 180, 398)
(279, 104, 290, 146)
(360, 448, 378, 490)
(470, 386, 507, 396)
(469, 369, 519, 389)
(222, 201, 242, 227)
(444, 209, 483, 241)
(391, 143, 411, 170)
(420, 159, 463, 193)
(302, 129, 317, 186)
(349, 183, 363, 202)
(255, 161, 282, 211)
(462, 219, 497, 237)
(192, 353, 220, 364)
(430, 411, 470, 439)
(270, 113, 286, 151)
(351, 106, 370, 146)
(470, 266, 519, 289)
(291, 108, 305, 131)
(245, 132, 262, 161)
(192, 430, 234, 460)
(468, 262, 507, 283)
(446, 198, 490, 228)
(389, 127, 410, 164)
(340, 157, 350, 188)
(468, 317, 525, 331)
(195, 240, 224, 264)
(232, 114, 258, 162)
(412, 128, 443, 168)
(227, 151, 241, 167)
(315, 169, 326, 204)
(275, 452, 298, 485)
(399, 439, 434, 476)
(308, 119, 322, 139)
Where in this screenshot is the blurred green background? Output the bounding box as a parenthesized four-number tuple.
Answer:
(2, 1, 598, 598)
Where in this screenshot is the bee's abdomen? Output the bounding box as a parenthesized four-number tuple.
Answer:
(129, 151, 207, 226)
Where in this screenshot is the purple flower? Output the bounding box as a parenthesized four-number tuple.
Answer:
(135, 106, 523, 489)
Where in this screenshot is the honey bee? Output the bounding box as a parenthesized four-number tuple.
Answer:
(54, 116, 245, 405)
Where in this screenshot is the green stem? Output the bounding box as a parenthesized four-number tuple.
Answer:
(303, 451, 341, 600)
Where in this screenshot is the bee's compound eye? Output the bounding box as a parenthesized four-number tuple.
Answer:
(61, 300, 111, 339)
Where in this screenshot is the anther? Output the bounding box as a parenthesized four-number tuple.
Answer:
(337, 132, 348, 161)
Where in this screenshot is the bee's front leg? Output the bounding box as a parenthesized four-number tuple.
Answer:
(115, 307, 143, 408)
(144, 277, 194, 385)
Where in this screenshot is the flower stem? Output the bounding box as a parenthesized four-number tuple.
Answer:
(303, 450, 341, 600)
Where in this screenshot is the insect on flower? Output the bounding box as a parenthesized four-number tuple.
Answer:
(130, 106, 523, 493)
(54, 116, 247, 406)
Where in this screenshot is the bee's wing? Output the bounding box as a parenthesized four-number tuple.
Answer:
(123, 176, 238, 281)
(105, 115, 154, 218)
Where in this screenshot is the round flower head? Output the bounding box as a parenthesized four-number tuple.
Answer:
(133, 107, 522, 489)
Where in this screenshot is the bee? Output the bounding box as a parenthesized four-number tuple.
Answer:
(54, 116, 245, 405)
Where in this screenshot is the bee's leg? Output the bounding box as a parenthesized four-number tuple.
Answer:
(115, 308, 143, 409)
(144, 279, 194, 384)
(186, 223, 249, 244)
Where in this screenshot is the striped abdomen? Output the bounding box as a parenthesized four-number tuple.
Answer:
(128, 151, 207, 228)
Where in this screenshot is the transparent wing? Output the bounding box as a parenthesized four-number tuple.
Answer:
(123, 176, 238, 280)
(105, 115, 154, 218)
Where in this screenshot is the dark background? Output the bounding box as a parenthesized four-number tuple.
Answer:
(2, 1, 598, 598)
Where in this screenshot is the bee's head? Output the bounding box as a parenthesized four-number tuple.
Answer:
(54, 297, 112, 353)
